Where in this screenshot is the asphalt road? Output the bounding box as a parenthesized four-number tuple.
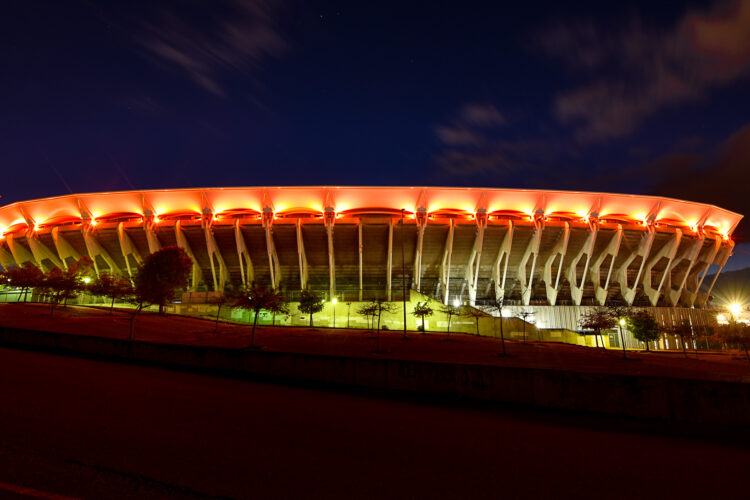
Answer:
(0, 347, 748, 499)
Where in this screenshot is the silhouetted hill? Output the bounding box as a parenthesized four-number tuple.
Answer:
(702, 267, 750, 304)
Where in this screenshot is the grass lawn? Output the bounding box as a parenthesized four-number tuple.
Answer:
(1, 303, 749, 383)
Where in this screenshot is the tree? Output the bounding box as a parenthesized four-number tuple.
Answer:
(357, 303, 378, 332)
(129, 246, 193, 340)
(715, 321, 750, 362)
(4, 262, 44, 303)
(298, 290, 324, 327)
(233, 285, 286, 347)
(209, 285, 243, 333)
(626, 310, 660, 351)
(517, 309, 535, 343)
(270, 300, 289, 326)
(37, 257, 93, 315)
(668, 320, 694, 359)
(492, 300, 507, 356)
(608, 305, 631, 359)
(370, 300, 397, 352)
(412, 300, 433, 334)
(579, 308, 616, 349)
(438, 304, 461, 339)
(88, 272, 133, 314)
(462, 307, 487, 336)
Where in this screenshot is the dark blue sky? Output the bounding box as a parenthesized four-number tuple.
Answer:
(2, 0, 750, 262)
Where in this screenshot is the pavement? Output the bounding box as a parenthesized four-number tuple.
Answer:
(1, 346, 749, 499)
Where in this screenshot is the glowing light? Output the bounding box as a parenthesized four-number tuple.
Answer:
(619, 318, 626, 326)
(728, 302, 743, 318)
(331, 297, 338, 305)
(717, 314, 727, 324)
(453, 299, 460, 307)
(90, 219, 98, 226)
(82, 277, 91, 284)
(33, 224, 40, 231)
(153, 216, 161, 224)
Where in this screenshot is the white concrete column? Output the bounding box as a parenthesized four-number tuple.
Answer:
(357, 219, 364, 302)
(234, 220, 254, 287)
(174, 221, 201, 291)
(5, 234, 36, 267)
(440, 219, 455, 305)
(296, 218, 308, 291)
(117, 222, 141, 280)
(567, 226, 598, 306)
(492, 221, 514, 304)
(204, 223, 228, 291)
(413, 208, 426, 292)
(543, 223, 570, 305)
(641, 229, 682, 306)
(518, 224, 543, 305)
(466, 210, 486, 305)
(616, 229, 655, 305)
(0, 242, 15, 267)
(51, 227, 81, 270)
(686, 237, 721, 306)
(590, 226, 622, 305)
(665, 235, 703, 306)
(324, 207, 336, 299)
(82, 225, 121, 277)
(386, 218, 393, 301)
(26, 233, 63, 270)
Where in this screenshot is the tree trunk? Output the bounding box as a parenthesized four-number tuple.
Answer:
(594, 333, 599, 348)
(310, 312, 314, 328)
(110, 296, 116, 314)
(499, 318, 507, 356)
(421, 316, 426, 334)
(129, 304, 143, 341)
(618, 325, 627, 359)
(680, 337, 687, 358)
(250, 310, 259, 347)
(645, 341, 650, 352)
(447, 315, 452, 337)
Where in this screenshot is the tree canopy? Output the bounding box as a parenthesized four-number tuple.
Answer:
(134, 246, 193, 311)
(626, 310, 661, 351)
(297, 290, 324, 327)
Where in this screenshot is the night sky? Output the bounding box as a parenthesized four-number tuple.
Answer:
(2, 0, 750, 265)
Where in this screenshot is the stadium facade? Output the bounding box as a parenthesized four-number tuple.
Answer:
(0, 186, 742, 333)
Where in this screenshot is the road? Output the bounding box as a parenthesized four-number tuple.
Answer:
(0, 347, 747, 499)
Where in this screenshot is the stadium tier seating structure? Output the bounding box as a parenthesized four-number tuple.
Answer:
(0, 187, 742, 327)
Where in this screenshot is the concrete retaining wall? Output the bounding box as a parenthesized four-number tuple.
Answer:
(0, 326, 748, 425)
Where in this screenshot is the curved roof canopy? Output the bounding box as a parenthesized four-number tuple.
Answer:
(0, 186, 742, 237)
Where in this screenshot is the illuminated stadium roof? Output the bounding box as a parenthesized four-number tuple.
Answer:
(0, 187, 742, 308)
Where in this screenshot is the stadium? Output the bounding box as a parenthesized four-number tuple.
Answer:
(0, 186, 742, 347)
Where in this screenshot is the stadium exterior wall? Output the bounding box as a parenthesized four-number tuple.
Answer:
(0, 186, 742, 309)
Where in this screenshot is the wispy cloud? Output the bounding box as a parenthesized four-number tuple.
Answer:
(138, 0, 287, 97)
(543, 0, 750, 142)
(433, 103, 580, 185)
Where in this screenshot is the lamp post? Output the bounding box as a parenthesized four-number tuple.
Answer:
(332, 297, 337, 328)
(401, 209, 407, 339)
(347, 302, 351, 328)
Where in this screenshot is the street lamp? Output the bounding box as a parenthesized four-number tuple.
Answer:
(332, 297, 337, 328)
(401, 209, 407, 339)
(728, 302, 743, 319)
